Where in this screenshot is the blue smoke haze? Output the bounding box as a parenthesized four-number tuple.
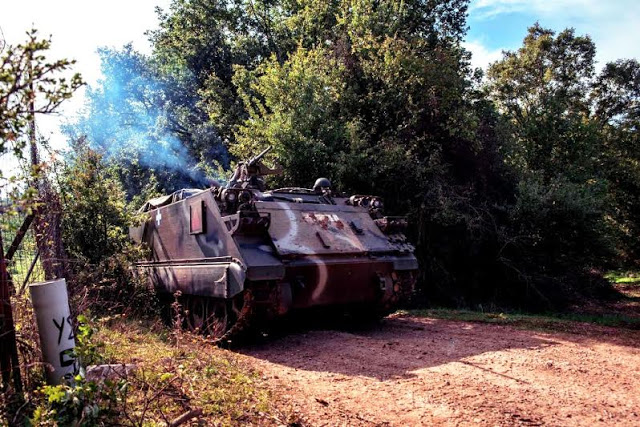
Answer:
(64, 45, 227, 190)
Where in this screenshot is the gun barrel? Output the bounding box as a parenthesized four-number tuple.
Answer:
(249, 146, 272, 166)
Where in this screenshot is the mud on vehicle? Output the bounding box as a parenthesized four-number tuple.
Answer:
(130, 147, 418, 342)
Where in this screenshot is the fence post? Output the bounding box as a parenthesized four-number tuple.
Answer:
(29, 278, 78, 384)
(0, 227, 22, 393)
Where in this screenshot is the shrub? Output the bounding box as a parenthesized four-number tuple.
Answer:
(57, 140, 158, 317)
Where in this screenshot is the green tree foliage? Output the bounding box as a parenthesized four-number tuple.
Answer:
(483, 25, 618, 303)
(57, 141, 158, 316)
(487, 24, 600, 181)
(58, 140, 133, 264)
(149, 0, 282, 148)
(65, 46, 227, 201)
(231, 0, 471, 194)
(486, 25, 640, 267)
(592, 59, 640, 259)
(232, 48, 346, 186)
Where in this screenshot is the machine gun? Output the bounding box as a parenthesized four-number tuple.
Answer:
(247, 146, 272, 168)
(227, 146, 282, 190)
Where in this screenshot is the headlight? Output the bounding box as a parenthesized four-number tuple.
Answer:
(372, 198, 383, 209)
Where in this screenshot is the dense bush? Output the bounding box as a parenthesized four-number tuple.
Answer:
(57, 141, 158, 316)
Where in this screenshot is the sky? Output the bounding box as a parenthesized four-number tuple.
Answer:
(1, 0, 639, 153)
(465, 0, 640, 70)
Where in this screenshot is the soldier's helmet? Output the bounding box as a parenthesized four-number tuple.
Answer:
(313, 177, 332, 193)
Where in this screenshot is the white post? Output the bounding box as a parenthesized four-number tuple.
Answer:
(29, 278, 79, 384)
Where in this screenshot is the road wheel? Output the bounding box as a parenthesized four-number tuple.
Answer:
(184, 296, 208, 333)
(205, 299, 229, 338)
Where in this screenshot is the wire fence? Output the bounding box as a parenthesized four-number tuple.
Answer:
(0, 199, 45, 292)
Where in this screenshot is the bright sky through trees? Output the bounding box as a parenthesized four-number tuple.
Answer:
(0, 0, 171, 148)
(466, 0, 640, 70)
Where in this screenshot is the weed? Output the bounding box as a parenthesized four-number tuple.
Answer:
(30, 375, 128, 426)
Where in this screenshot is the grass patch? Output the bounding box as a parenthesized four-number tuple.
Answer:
(409, 308, 640, 332)
(612, 277, 640, 284)
(604, 271, 640, 299)
(83, 317, 298, 426)
(604, 271, 640, 284)
(6, 309, 301, 425)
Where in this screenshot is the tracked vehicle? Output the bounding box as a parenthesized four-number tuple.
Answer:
(130, 147, 418, 341)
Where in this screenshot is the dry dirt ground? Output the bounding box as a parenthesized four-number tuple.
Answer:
(238, 315, 640, 426)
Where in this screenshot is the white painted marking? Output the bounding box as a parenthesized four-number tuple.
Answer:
(275, 202, 300, 249)
(309, 255, 330, 301)
(155, 211, 162, 226)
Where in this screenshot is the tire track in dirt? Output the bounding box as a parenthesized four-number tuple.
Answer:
(240, 315, 640, 426)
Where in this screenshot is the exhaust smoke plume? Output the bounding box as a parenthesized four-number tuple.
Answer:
(64, 45, 227, 193)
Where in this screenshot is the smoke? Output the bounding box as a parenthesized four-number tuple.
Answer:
(64, 45, 227, 192)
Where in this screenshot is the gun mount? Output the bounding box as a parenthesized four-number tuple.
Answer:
(227, 146, 283, 191)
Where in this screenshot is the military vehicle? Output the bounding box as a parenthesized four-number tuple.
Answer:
(130, 147, 418, 341)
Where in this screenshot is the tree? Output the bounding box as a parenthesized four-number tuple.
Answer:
(592, 60, 640, 259)
(149, 0, 275, 149)
(0, 30, 83, 280)
(232, 0, 471, 192)
(486, 24, 600, 182)
(484, 24, 616, 303)
(0, 28, 82, 404)
(0, 29, 82, 162)
(232, 48, 346, 187)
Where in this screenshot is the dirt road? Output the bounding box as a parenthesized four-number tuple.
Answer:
(240, 314, 640, 426)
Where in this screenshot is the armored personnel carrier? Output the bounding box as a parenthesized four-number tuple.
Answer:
(130, 147, 418, 341)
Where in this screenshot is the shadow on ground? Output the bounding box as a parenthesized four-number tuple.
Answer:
(239, 315, 562, 381)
